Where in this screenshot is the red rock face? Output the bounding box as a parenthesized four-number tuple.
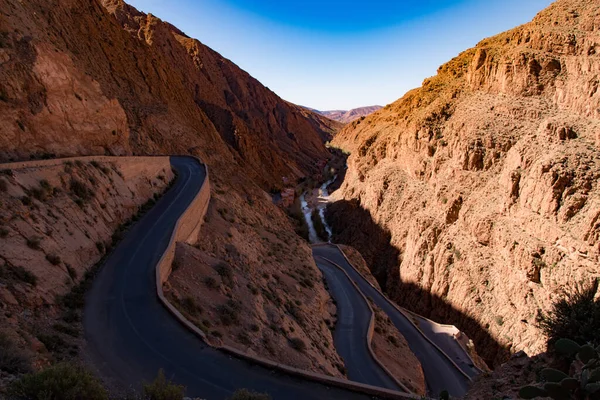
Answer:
(329, 0, 600, 366)
(0, 0, 340, 190)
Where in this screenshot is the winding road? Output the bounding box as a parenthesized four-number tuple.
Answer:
(315, 256, 401, 391)
(312, 245, 473, 397)
(84, 157, 374, 400)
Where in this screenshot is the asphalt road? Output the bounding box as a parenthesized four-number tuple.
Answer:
(83, 156, 373, 400)
(312, 245, 472, 398)
(314, 256, 401, 391)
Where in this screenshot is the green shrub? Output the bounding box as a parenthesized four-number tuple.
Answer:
(21, 196, 32, 206)
(537, 280, 600, 349)
(142, 369, 185, 400)
(7, 363, 108, 400)
(519, 339, 600, 399)
(0, 227, 9, 238)
(0, 332, 32, 374)
(229, 388, 271, 400)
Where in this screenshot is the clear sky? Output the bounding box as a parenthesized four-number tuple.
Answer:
(126, 0, 554, 110)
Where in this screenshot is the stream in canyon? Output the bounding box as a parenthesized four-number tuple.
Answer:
(300, 176, 336, 243)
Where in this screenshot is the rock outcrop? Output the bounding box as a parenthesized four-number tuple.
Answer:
(328, 0, 600, 366)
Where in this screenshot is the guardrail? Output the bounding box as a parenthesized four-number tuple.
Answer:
(153, 158, 422, 400)
(314, 255, 415, 394)
(315, 242, 481, 380)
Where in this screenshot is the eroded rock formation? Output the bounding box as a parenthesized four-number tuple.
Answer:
(328, 0, 600, 366)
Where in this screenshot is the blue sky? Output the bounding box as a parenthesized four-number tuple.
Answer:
(126, 0, 554, 110)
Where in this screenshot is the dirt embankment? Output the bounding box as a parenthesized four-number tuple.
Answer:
(165, 172, 347, 378)
(0, 157, 173, 378)
(328, 0, 600, 367)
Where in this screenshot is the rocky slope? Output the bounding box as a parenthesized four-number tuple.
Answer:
(328, 0, 600, 367)
(0, 0, 338, 190)
(0, 0, 360, 384)
(0, 157, 172, 373)
(311, 106, 383, 124)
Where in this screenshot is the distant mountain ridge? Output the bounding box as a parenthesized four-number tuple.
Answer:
(309, 106, 383, 124)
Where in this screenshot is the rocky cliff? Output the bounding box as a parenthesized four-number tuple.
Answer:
(328, 0, 600, 366)
(0, 0, 338, 190)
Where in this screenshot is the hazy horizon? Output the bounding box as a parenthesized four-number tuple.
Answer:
(126, 0, 554, 110)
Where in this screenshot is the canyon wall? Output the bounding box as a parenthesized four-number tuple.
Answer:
(329, 0, 600, 366)
(0, 0, 339, 190)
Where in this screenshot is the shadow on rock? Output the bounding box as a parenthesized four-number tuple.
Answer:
(326, 198, 510, 367)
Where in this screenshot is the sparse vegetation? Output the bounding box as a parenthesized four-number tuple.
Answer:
(46, 253, 61, 265)
(7, 363, 108, 400)
(229, 389, 271, 400)
(178, 296, 202, 317)
(0, 332, 32, 374)
(142, 369, 185, 400)
(215, 262, 234, 287)
(3, 264, 38, 286)
(204, 276, 219, 289)
(0, 178, 7, 192)
(289, 337, 307, 352)
(216, 300, 241, 326)
(537, 280, 600, 349)
(519, 338, 600, 399)
(27, 236, 42, 250)
(69, 178, 94, 203)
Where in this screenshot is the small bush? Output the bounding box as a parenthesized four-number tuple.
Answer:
(215, 262, 234, 287)
(0, 332, 32, 374)
(289, 337, 306, 352)
(26, 236, 41, 250)
(69, 178, 94, 202)
(37, 333, 67, 353)
(204, 276, 219, 289)
(96, 241, 105, 253)
(0, 227, 9, 238)
(21, 196, 32, 206)
(143, 369, 185, 400)
(180, 296, 202, 317)
(52, 323, 80, 338)
(7, 363, 108, 400)
(229, 388, 271, 400)
(46, 253, 61, 265)
(0, 178, 7, 192)
(217, 300, 240, 326)
(537, 280, 600, 349)
(10, 265, 37, 285)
